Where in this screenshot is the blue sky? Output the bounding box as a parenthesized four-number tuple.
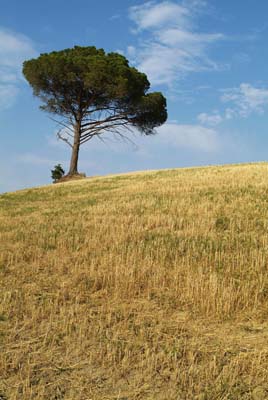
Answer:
(1, 0, 268, 192)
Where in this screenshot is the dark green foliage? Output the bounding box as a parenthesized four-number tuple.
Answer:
(23, 46, 167, 175)
(22, 47, 167, 128)
(51, 164, 65, 183)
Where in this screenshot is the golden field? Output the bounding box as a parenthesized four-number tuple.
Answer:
(2, 163, 268, 399)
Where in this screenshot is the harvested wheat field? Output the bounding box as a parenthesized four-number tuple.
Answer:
(2, 163, 268, 399)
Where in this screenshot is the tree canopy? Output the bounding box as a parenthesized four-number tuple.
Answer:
(23, 46, 167, 175)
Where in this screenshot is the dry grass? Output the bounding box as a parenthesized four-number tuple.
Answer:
(2, 163, 268, 399)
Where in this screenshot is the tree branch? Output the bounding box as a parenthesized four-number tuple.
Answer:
(80, 112, 129, 130)
(79, 121, 135, 145)
(49, 116, 75, 137)
(57, 129, 73, 148)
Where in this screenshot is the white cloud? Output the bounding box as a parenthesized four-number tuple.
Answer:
(129, 1, 191, 32)
(158, 29, 223, 48)
(109, 14, 121, 21)
(128, 1, 224, 86)
(0, 29, 36, 67)
(197, 111, 223, 126)
(0, 28, 37, 110)
(197, 83, 268, 126)
(224, 108, 236, 120)
(221, 83, 268, 118)
(156, 122, 219, 152)
(127, 45, 136, 57)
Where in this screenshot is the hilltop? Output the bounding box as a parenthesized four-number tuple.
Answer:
(1, 163, 268, 399)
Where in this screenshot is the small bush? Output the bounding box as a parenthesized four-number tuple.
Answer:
(51, 164, 65, 183)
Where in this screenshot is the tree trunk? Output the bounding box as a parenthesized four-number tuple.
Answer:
(68, 121, 81, 175)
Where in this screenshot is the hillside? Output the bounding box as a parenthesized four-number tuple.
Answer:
(2, 163, 268, 399)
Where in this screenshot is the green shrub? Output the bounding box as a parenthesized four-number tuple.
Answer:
(51, 164, 65, 183)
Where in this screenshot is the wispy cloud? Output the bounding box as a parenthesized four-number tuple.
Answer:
(0, 28, 37, 109)
(221, 83, 268, 118)
(197, 83, 268, 128)
(197, 111, 223, 126)
(156, 122, 219, 152)
(109, 14, 121, 21)
(128, 1, 224, 86)
(129, 1, 191, 32)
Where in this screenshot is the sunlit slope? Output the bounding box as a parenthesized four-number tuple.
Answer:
(2, 163, 268, 399)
